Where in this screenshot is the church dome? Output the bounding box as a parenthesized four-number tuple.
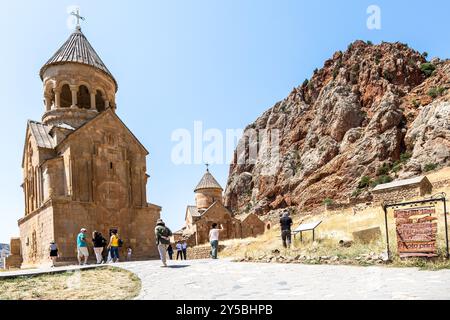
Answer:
(40, 27, 117, 92)
(194, 169, 223, 192)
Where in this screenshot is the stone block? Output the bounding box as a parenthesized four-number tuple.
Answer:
(10, 238, 21, 255)
(352, 227, 382, 244)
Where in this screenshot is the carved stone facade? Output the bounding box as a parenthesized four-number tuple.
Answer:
(15, 26, 160, 267)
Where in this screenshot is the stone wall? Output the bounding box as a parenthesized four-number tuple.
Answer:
(240, 214, 266, 239)
(373, 186, 422, 204)
(19, 205, 54, 268)
(186, 244, 225, 260)
(4, 238, 22, 269)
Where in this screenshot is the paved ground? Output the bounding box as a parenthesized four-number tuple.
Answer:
(119, 259, 450, 300)
(2, 259, 450, 299)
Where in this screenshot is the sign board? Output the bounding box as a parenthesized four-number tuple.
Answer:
(394, 207, 438, 258)
(293, 221, 322, 233)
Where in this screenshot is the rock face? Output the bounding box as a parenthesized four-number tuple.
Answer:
(225, 41, 450, 216)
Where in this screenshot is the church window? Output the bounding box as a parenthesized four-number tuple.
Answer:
(60, 84, 72, 108)
(96, 90, 105, 112)
(77, 85, 91, 109)
(110, 162, 113, 170)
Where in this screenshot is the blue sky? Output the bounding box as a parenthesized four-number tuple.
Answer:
(0, 0, 449, 243)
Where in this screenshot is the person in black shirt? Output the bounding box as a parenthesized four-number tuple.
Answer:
(92, 231, 106, 264)
(280, 211, 293, 248)
(167, 244, 174, 260)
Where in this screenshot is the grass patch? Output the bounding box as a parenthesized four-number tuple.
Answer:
(0, 267, 141, 300)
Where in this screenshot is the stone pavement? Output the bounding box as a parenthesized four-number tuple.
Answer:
(118, 259, 450, 300)
(2, 259, 450, 300)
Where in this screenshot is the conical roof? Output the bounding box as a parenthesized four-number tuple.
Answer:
(194, 169, 223, 192)
(39, 27, 117, 91)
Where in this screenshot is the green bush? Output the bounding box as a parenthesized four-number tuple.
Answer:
(367, 40, 373, 46)
(392, 162, 403, 173)
(323, 198, 334, 206)
(411, 99, 420, 108)
(351, 189, 362, 198)
(302, 79, 309, 87)
(376, 163, 392, 176)
(422, 52, 429, 59)
(428, 87, 439, 98)
(400, 152, 412, 163)
(358, 176, 372, 189)
(371, 175, 393, 188)
(420, 63, 436, 77)
(333, 68, 339, 79)
(424, 163, 438, 172)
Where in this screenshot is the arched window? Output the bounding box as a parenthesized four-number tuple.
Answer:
(77, 85, 91, 109)
(96, 90, 105, 112)
(60, 84, 71, 108)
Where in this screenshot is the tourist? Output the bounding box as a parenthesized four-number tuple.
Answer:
(280, 211, 293, 249)
(92, 231, 106, 264)
(154, 218, 172, 267)
(176, 241, 183, 260)
(127, 247, 133, 261)
(209, 223, 224, 259)
(182, 240, 188, 260)
(49, 241, 58, 267)
(77, 228, 89, 265)
(108, 229, 120, 263)
(167, 244, 174, 260)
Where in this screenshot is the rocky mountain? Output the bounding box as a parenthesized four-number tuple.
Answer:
(225, 41, 450, 216)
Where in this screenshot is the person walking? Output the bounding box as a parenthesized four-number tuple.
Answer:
(280, 211, 293, 249)
(49, 241, 58, 267)
(77, 228, 89, 265)
(167, 244, 174, 260)
(92, 231, 106, 264)
(182, 241, 188, 260)
(209, 223, 224, 259)
(176, 241, 183, 260)
(108, 230, 120, 263)
(155, 219, 172, 267)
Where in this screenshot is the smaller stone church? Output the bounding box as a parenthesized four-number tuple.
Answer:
(179, 168, 265, 246)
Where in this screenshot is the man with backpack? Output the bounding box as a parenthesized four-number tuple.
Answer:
(155, 219, 172, 267)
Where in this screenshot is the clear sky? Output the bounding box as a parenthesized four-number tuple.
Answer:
(0, 0, 449, 243)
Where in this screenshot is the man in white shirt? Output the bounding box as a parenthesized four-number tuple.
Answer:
(209, 223, 224, 259)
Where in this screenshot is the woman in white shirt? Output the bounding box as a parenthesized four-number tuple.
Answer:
(209, 223, 224, 259)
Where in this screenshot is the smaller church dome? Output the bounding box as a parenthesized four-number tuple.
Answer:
(194, 169, 223, 192)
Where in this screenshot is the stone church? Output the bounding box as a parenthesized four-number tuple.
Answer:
(14, 25, 161, 267)
(178, 168, 265, 246)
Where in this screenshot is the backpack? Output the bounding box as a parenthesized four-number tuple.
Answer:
(118, 238, 124, 247)
(157, 226, 171, 245)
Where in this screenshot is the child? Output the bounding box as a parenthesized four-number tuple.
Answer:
(49, 241, 58, 267)
(127, 247, 132, 261)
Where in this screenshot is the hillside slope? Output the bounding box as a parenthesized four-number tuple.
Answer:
(225, 41, 450, 216)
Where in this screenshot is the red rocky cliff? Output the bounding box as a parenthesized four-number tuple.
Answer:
(225, 41, 450, 216)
